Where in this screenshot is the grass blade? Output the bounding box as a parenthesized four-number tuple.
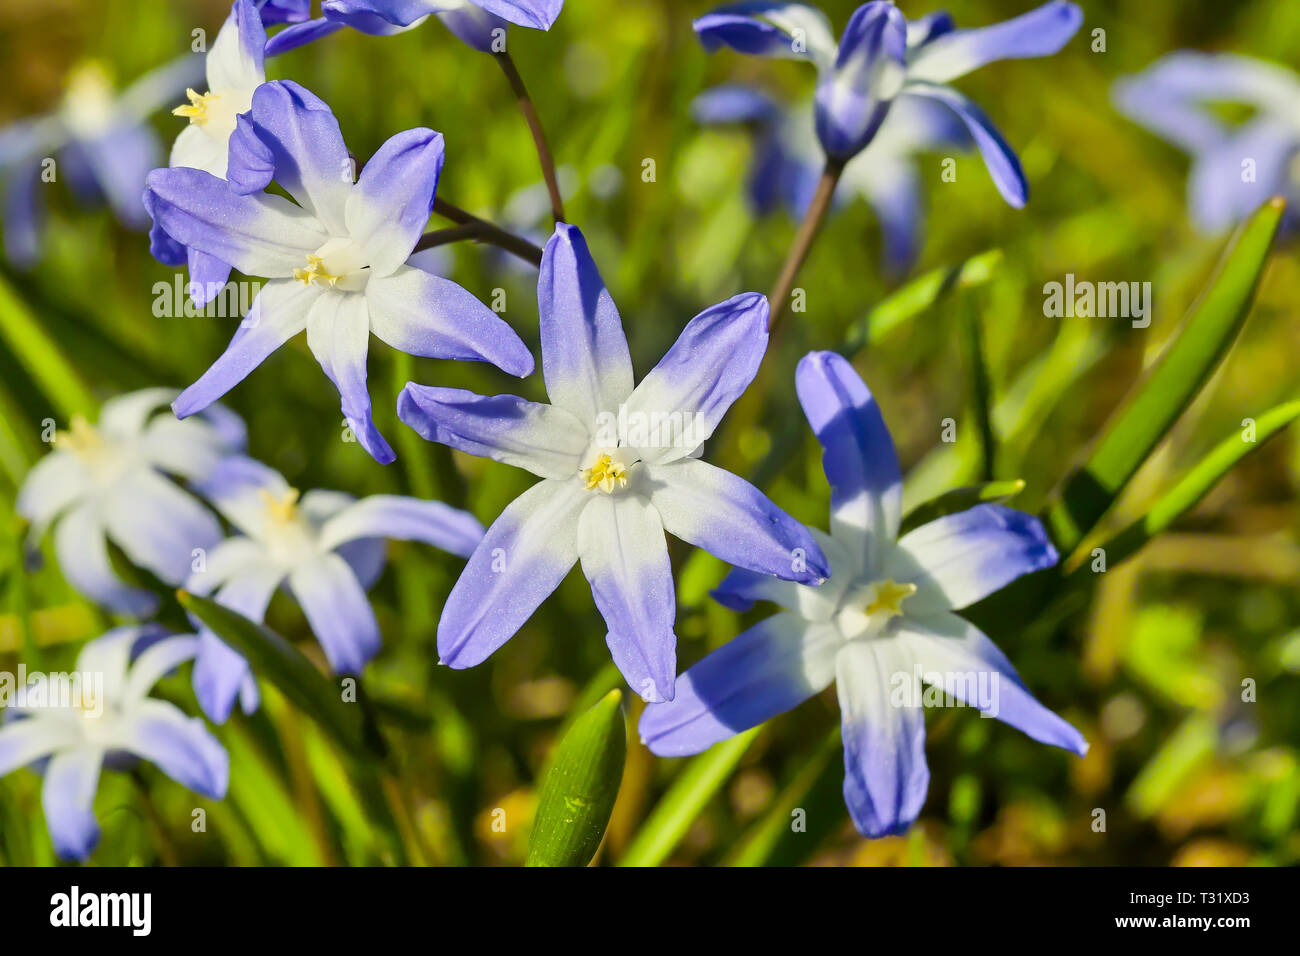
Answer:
(1045, 197, 1285, 555)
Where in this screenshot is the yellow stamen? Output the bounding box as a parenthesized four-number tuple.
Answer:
(172, 88, 219, 126)
(582, 454, 627, 494)
(293, 253, 343, 287)
(865, 579, 916, 619)
(260, 488, 301, 524)
(58, 415, 103, 455)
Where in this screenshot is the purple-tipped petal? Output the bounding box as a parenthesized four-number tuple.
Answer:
(907, 1, 1083, 85)
(437, 478, 586, 669)
(645, 458, 829, 583)
(174, 278, 318, 418)
(814, 1, 907, 160)
(366, 265, 533, 376)
(897, 84, 1026, 207)
(397, 384, 588, 479)
(42, 750, 104, 861)
(288, 553, 381, 673)
(576, 493, 677, 703)
(318, 494, 485, 559)
(902, 611, 1088, 755)
(537, 224, 633, 426)
(623, 292, 769, 464)
(347, 128, 443, 277)
(694, 2, 837, 67)
(120, 699, 229, 799)
(836, 637, 929, 838)
(640, 612, 839, 756)
(888, 504, 1058, 612)
(795, 351, 901, 559)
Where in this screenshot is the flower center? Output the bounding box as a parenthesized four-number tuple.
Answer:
(293, 253, 344, 288)
(582, 453, 628, 493)
(864, 579, 916, 619)
(59, 414, 103, 457)
(173, 88, 219, 126)
(293, 238, 369, 291)
(260, 487, 301, 524)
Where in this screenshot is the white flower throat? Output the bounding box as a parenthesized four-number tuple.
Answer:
(173, 86, 254, 141)
(293, 237, 370, 292)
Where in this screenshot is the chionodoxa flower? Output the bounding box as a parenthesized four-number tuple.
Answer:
(640, 351, 1087, 837)
(398, 223, 829, 705)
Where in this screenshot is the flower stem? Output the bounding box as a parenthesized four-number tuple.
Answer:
(414, 198, 545, 266)
(495, 50, 566, 224)
(766, 159, 843, 330)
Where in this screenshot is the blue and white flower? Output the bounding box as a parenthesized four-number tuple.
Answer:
(0, 626, 227, 861)
(693, 1, 1082, 206)
(16, 389, 245, 617)
(397, 224, 829, 704)
(1113, 52, 1300, 234)
(145, 79, 534, 464)
(0, 56, 201, 266)
(267, 0, 564, 56)
(153, 0, 271, 308)
(185, 456, 484, 723)
(694, 84, 968, 271)
(640, 351, 1086, 838)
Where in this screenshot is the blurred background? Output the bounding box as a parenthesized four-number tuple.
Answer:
(1, 0, 1298, 866)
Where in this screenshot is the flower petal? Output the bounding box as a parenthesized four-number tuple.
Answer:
(645, 458, 829, 582)
(623, 292, 769, 464)
(192, 568, 280, 723)
(577, 493, 677, 703)
(318, 494, 484, 559)
(42, 749, 104, 861)
(437, 478, 586, 669)
(53, 504, 158, 616)
(397, 384, 588, 479)
(366, 265, 533, 376)
(288, 552, 380, 673)
(1186, 119, 1298, 234)
(795, 350, 901, 562)
(345, 128, 443, 277)
(174, 278, 317, 418)
(264, 17, 345, 56)
(16, 452, 88, 537)
(897, 85, 1026, 207)
(901, 611, 1088, 755)
(887, 504, 1058, 612)
(711, 527, 848, 618)
(102, 468, 223, 585)
(836, 637, 929, 838)
(123, 635, 200, 702)
(639, 612, 839, 756)
(694, 2, 838, 69)
(304, 289, 394, 464)
(474, 0, 563, 30)
(814, 1, 908, 160)
(0, 717, 78, 777)
(207, 0, 268, 92)
(145, 166, 328, 276)
(118, 698, 229, 798)
(905, 1, 1083, 85)
(538, 224, 633, 426)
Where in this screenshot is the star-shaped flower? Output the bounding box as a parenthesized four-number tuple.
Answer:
(185, 456, 484, 722)
(17, 389, 244, 617)
(397, 224, 829, 704)
(0, 626, 227, 860)
(694, 1, 1082, 205)
(640, 351, 1086, 837)
(145, 79, 534, 464)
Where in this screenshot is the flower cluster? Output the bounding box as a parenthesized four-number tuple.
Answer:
(2, 0, 1109, 859)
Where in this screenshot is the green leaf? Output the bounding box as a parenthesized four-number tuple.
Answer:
(617, 726, 761, 867)
(842, 249, 1002, 355)
(1085, 398, 1300, 571)
(176, 590, 389, 765)
(526, 689, 627, 867)
(0, 273, 97, 420)
(1045, 197, 1285, 555)
(899, 479, 1027, 536)
(963, 299, 996, 481)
